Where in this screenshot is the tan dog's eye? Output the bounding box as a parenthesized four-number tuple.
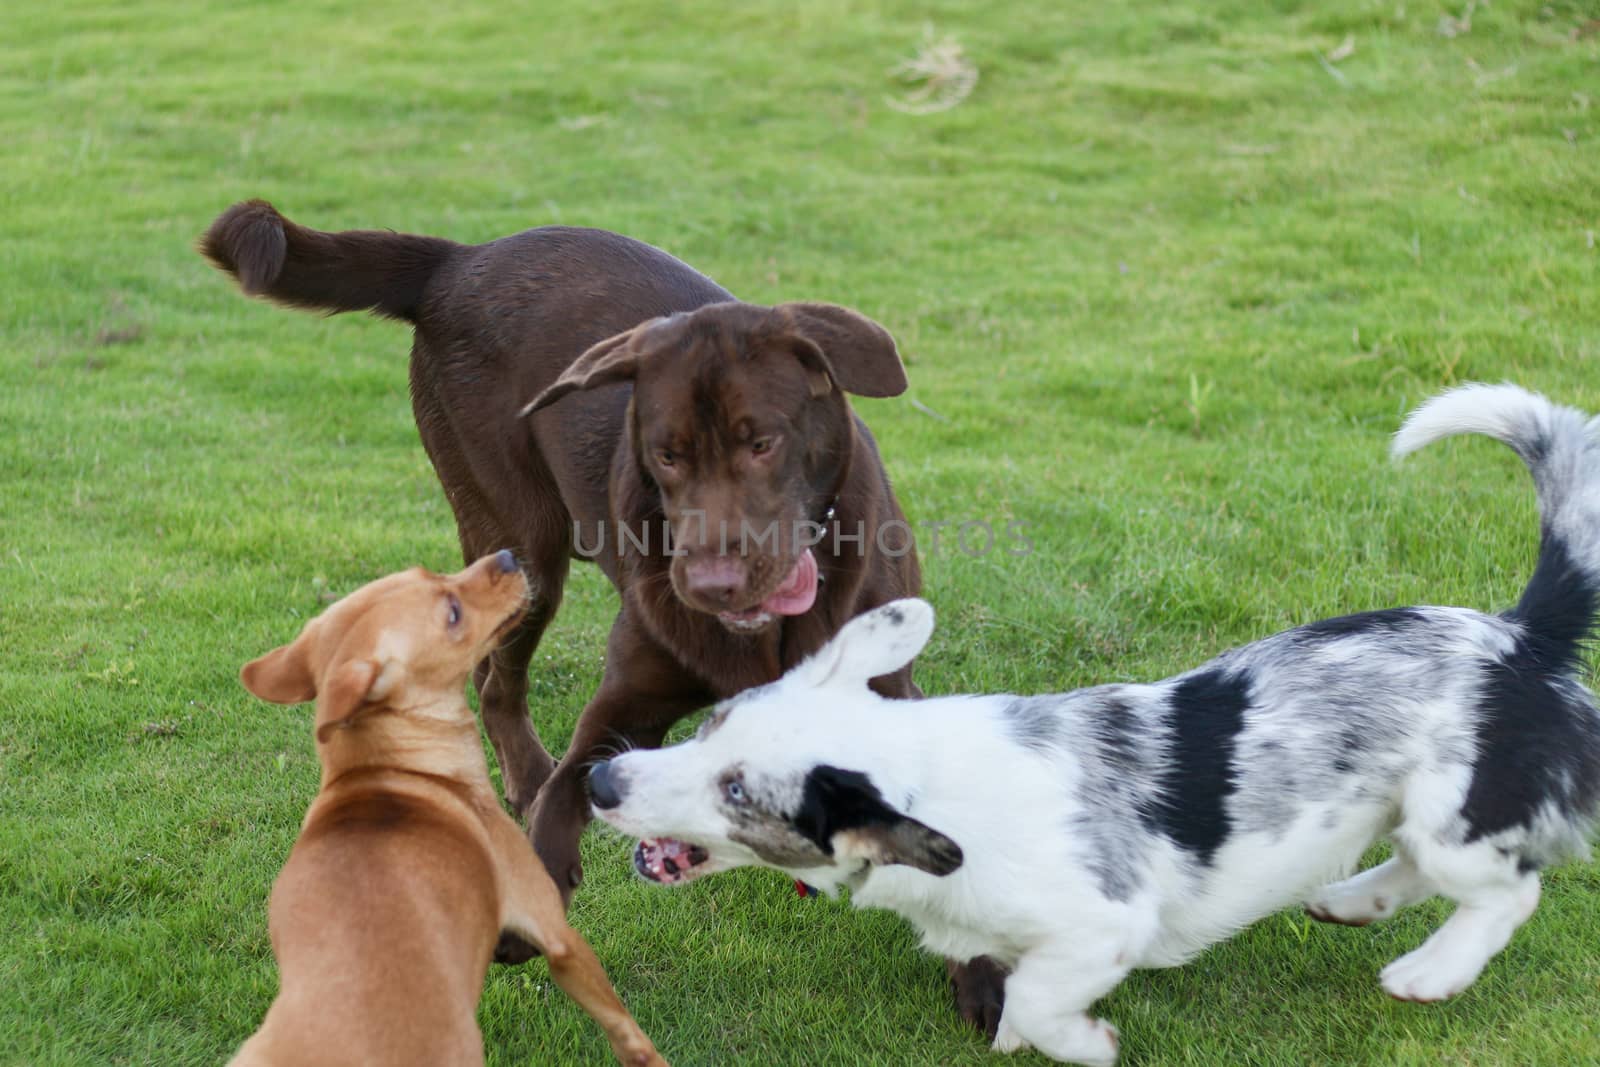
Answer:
(446, 595, 462, 627)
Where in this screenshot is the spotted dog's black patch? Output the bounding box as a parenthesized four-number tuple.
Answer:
(1295, 608, 1428, 643)
(1067, 689, 1157, 903)
(1079, 828, 1141, 902)
(1463, 534, 1600, 846)
(1508, 530, 1595, 669)
(794, 766, 902, 853)
(1090, 696, 1143, 772)
(794, 765, 963, 875)
(1462, 661, 1600, 842)
(1002, 690, 1153, 900)
(882, 605, 906, 626)
(1145, 668, 1252, 866)
(1335, 727, 1369, 755)
(1003, 697, 1067, 753)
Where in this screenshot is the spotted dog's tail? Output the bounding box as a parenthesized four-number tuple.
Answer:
(1394, 383, 1600, 663)
(199, 200, 460, 324)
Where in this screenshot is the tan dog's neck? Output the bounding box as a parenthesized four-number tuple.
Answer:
(315, 693, 492, 792)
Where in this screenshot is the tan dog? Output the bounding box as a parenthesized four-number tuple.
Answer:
(231, 551, 665, 1066)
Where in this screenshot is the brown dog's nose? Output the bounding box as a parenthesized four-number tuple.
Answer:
(683, 557, 745, 606)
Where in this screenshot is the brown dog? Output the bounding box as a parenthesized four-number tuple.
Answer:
(232, 552, 664, 1067)
(201, 202, 1006, 1033)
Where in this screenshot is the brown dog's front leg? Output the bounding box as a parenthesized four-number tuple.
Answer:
(948, 956, 1009, 1039)
(527, 694, 692, 902)
(528, 760, 599, 900)
(497, 714, 675, 959)
(531, 613, 714, 901)
(478, 612, 560, 815)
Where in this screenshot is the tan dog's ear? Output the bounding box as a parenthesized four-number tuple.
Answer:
(313, 658, 403, 743)
(777, 303, 908, 399)
(519, 318, 668, 417)
(240, 638, 316, 705)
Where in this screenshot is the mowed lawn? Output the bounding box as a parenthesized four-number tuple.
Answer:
(4, 0, 1599, 1063)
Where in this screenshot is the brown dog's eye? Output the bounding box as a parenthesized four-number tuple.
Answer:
(750, 437, 773, 456)
(656, 449, 676, 468)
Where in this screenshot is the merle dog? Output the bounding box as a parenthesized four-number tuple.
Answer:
(590, 384, 1600, 1064)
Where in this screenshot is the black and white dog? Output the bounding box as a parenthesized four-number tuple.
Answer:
(588, 384, 1600, 1065)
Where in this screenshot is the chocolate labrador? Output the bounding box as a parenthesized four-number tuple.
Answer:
(200, 200, 1007, 1034)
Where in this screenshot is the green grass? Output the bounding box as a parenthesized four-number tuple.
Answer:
(3, 0, 1598, 1063)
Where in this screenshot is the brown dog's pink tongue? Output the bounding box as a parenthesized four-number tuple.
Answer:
(759, 549, 818, 616)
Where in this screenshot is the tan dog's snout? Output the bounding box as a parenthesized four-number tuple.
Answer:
(463, 548, 531, 639)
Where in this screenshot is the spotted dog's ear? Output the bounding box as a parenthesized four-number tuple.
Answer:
(792, 598, 934, 691)
(792, 764, 962, 877)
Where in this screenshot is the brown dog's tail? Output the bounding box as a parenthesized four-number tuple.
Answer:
(199, 199, 460, 323)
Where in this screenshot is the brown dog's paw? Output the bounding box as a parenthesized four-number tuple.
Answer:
(947, 955, 1009, 1039)
(530, 836, 584, 906)
(530, 821, 586, 907)
(493, 930, 543, 965)
(552, 856, 584, 903)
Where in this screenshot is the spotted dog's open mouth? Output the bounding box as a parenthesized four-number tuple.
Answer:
(633, 838, 713, 885)
(716, 549, 819, 631)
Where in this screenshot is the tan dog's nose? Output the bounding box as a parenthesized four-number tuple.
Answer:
(683, 556, 744, 606)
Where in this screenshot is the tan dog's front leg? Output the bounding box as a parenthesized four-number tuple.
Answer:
(491, 814, 667, 1066)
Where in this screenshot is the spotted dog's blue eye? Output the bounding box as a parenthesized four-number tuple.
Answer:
(723, 779, 745, 803)
(447, 596, 462, 627)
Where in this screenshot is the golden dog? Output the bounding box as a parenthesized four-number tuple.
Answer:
(232, 552, 664, 1066)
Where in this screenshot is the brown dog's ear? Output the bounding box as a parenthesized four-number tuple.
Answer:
(778, 303, 908, 399)
(519, 318, 667, 417)
(313, 658, 403, 743)
(793, 765, 963, 877)
(240, 638, 316, 705)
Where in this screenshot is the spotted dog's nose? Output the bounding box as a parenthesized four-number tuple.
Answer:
(589, 760, 625, 810)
